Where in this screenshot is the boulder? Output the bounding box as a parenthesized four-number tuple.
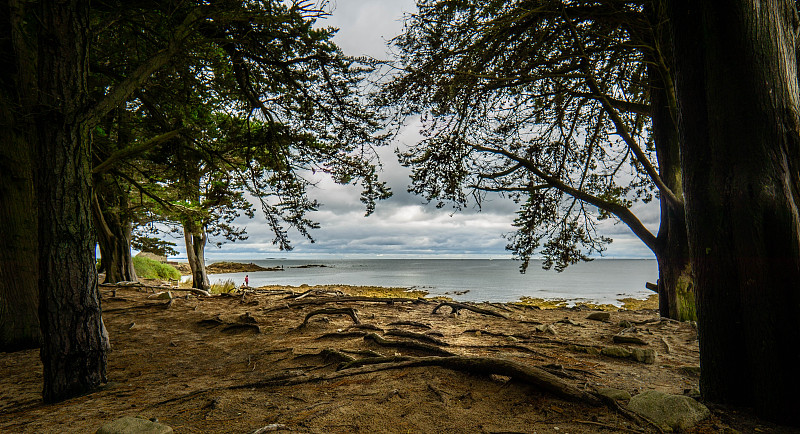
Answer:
(631, 348, 656, 364)
(628, 390, 710, 432)
(96, 416, 173, 434)
(586, 312, 611, 321)
(601, 346, 632, 358)
(596, 387, 632, 401)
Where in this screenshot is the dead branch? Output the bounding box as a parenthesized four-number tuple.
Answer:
(363, 333, 455, 357)
(301, 307, 360, 327)
(432, 301, 509, 319)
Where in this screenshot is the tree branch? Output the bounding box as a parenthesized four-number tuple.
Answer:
(83, 7, 206, 126)
(471, 143, 658, 253)
(92, 129, 181, 174)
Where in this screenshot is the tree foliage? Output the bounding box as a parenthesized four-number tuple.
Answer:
(90, 0, 391, 251)
(381, 0, 676, 272)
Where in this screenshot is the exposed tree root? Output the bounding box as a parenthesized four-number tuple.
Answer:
(432, 301, 509, 319)
(462, 329, 531, 340)
(388, 320, 432, 329)
(317, 331, 368, 340)
(386, 329, 449, 346)
(347, 324, 384, 332)
(592, 391, 665, 433)
(284, 289, 344, 300)
(221, 323, 261, 334)
(289, 296, 427, 307)
(300, 308, 360, 327)
(102, 301, 172, 313)
(274, 355, 600, 405)
(100, 282, 211, 297)
(363, 333, 455, 357)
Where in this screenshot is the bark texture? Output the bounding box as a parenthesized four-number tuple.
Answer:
(35, 0, 108, 402)
(93, 177, 137, 283)
(670, 0, 800, 424)
(0, 94, 41, 352)
(184, 225, 210, 290)
(647, 9, 695, 322)
(0, 0, 41, 351)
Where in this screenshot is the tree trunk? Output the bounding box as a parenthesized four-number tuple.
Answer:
(0, 0, 42, 352)
(93, 178, 137, 283)
(670, 0, 800, 424)
(184, 224, 210, 290)
(0, 95, 41, 352)
(35, 0, 108, 402)
(647, 9, 695, 322)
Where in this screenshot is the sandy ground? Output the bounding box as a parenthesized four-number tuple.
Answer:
(0, 284, 793, 433)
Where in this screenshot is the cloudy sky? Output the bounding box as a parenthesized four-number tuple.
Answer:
(177, 0, 660, 261)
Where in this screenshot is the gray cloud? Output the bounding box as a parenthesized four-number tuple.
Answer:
(160, 0, 660, 262)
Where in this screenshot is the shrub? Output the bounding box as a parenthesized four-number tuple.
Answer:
(133, 255, 181, 281)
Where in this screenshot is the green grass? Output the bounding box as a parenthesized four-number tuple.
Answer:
(210, 279, 237, 294)
(133, 255, 181, 281)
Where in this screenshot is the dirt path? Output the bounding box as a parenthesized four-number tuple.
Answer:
(0, 285, 787, 433)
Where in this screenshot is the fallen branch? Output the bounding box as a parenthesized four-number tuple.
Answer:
(363, 333, 455, 357)
(432, 301, 509, 319)
(300, 307, 360, 327)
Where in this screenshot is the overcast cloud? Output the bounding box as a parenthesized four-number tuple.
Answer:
(166, 0, 660, 261)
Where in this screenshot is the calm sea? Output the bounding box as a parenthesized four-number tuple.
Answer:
(201, 259, 658, 305)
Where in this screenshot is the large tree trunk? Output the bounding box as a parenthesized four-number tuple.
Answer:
(184, 224, 210, 290)
(93, 178, 137, 283)
(35, 0, 108, 402)
(0, 0, 41, 352)
(647, 9, 695, 322)
(0, 97, 41, 352)
(670, 0, 800, 424)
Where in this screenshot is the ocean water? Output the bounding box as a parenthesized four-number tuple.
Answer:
(201, 259, 658, 305)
